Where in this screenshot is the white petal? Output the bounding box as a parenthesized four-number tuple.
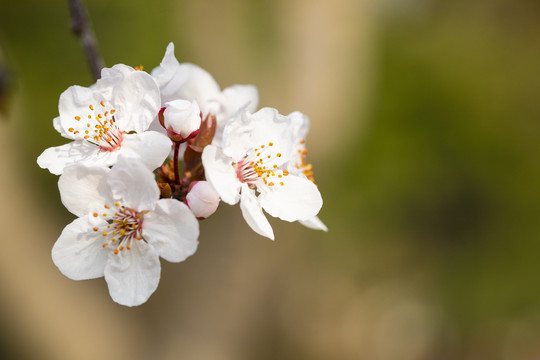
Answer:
(210, 85, 259, 147)
(102, 67, 161, 133)
(299, 216, 328, 232)
(37, 141, 116, 175)
(57, 85, 96, 136)
(53, 116, 72, 139)
(259, 175, 323, 222)
(240, 184, 274, 240)
(201, 145, 241, 205)
(185, 181, 220, 219)
(151, 43, 220, 109)
(104, 240, 161, 307)
(288, 111, 310, 141)
(222, 84, 259, 113)
(143, 199, 199, 263)
(59, 164, 111, 217)
(118, 131, 172, 171)
(107, 156, 160, 211)
(51, 216, 109, 280)
(222, 107, 295, 162)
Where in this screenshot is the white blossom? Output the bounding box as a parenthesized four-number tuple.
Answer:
(185, 181, 220, 219)
(38, 64, 171, 175)
(52, 156, 199, 306)
(151, 42, 259, 146)
(202, 107, 323, 240)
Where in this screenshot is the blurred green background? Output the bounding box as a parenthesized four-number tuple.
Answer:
(1, 0, 540, 359)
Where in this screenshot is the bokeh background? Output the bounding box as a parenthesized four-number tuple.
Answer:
(1, 0, 540, 359)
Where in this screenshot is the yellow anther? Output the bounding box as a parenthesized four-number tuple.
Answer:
(100, 101, 105, 107)
(102, 213, 107, 217)
(268, 182, 274, 186)
(273, 164, 277, 169)
(277, 153, 282, 157)
(89, 105, 94, 111)
(111, 238, 116, 242)
(68, 128, 74, 132)
(119, 246, 124, 251)
(73, 130, 79, 134)
(88, 115, 92, 119)
(115, 202, 120, 207)
(74, 116, 81, 120)
(84, 135, 89, 139)
(104, 205, 110, 209)
(102, 243, 108, 248)
(110, 109, 116, 114)
(280, 182, 284, 186)
(93, 212, 98, 217)
(113, 249, 119, 255)
(269, 142, 273, 146)
(93, 227, 98, 231)
(102, 232, 107, 236)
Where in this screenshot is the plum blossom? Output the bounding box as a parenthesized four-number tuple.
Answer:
(52, 156, 199, 306)
(185, 181, 220, 219)
(38, 64, 171, 175)
(202, 107, 323, 240)
(287, 111, 328, 232)
(159, 99, 202, 142)
(151, 42, 259, 146)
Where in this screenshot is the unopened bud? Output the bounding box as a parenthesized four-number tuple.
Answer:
(185, 181, 220, 219)
(159, 99, 201, 143)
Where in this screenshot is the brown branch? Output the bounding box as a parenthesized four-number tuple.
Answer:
(68, 0, 105, 82)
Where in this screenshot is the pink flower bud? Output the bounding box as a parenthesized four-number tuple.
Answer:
(159, 99, 201, 143)
(185, 181, 220, 219)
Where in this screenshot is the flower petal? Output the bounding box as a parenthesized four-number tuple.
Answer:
(240, 184, 274, 240)
(222, 84, 259, 114)
(99, 65, 161, 133)
(259, 175, 323, 222)
(222, 107, 295, 162)
(58, 164, 111, 217)
(104, 240, 161, 307)
(118, 131, 172, 171)
(151, 43, 221, 111)
(107, 156, 160, 211)
(57, 85, 96, 137)
(299, 216, 328, 232)
(37, 140, 116, 175)
(288, 111, 310, 141)
(201, 145, 241, 205)
(143, 199, 199, 263)
(51, 215, 109, 280)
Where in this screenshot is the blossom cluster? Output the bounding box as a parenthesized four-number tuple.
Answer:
(38, 43, 326, 306)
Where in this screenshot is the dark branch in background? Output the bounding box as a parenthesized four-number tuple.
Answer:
(68, 0, 105, 82)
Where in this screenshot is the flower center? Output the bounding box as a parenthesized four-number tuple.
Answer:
(68, 101, 124, 152)
(234, 142, 289, 189)
(92, 203, 147, 255)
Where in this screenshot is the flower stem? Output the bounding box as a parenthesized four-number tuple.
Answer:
(68, 0, 105, 82)
(173, 142, 181, 186)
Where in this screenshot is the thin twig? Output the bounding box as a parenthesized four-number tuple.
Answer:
(68, 0, 105, 82)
